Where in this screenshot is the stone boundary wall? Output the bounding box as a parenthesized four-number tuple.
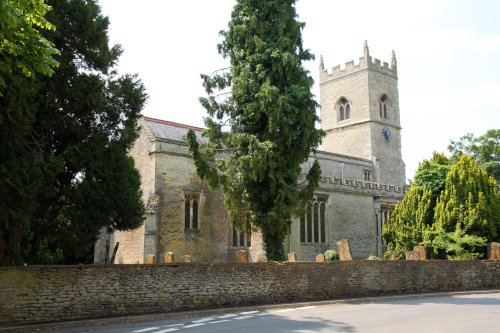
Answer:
(1, 261, 499, 325)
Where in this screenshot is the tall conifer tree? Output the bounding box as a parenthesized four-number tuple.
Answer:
(188, 0, 324, 261)
(434, 155, 499, 242)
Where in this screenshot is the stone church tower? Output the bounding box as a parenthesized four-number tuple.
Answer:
(319, 41, 406, 185)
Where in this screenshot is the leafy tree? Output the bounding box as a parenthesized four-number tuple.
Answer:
(0, 0, 59, 89)
(0, 0, 147, 265)
(434, 155, 500, 243)
(383, 185, 433, 259)
(413, 152, 452, 198)
(448, 129, 500, 182)
(187, 0, 324, 261)
(0, 0, 58, 265)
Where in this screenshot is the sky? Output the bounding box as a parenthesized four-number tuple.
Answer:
(98, 0, 500, 181)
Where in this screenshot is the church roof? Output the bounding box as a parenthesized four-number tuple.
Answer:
(143, 116, 204, 143)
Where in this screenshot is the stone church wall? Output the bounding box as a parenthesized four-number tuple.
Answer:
(95, 125, 156, 264)
(2, 261, 499, 325)
(154, 142, 228, 263)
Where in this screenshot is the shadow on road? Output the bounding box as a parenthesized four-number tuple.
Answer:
(184, 313, 357, 333)
(372, 294, 500, 307)
(32, 312, 358, 333)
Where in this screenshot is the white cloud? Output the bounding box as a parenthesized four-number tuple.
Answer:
(477, 35, 500, 54)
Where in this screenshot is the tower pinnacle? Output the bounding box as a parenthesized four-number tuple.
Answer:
(319, 54, 324, 71)
(363, 40, 370, 58)
(391, 49, 397, 71)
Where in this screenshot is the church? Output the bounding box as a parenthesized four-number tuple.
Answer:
(94, 42, 407, 263)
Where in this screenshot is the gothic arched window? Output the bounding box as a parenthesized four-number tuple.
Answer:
(232, 223, 251, 248)
(379, 95, 389, 119)
(300, 195, 327, 244)
(338, 97, 351, 121)
(184, 192, 200, 230)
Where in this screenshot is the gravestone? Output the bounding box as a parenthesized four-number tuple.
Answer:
(236, 250, 249, 263)
(336, 239, 353, 260)
(164, 252, 175, 263)
(146, 254, 155, 264)
(405, 251, 419, 260)
(487, 242, 500, 260)
(288, 252, 297, 262)
(413, 245, 427, 260)
(390, 250, 398, 260)
(182, 255, 192, 262)
(316, 254, 325, 262)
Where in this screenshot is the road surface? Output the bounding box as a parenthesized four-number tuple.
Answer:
(19, 291, 500, 333)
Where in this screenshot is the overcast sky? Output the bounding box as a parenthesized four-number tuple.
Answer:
(99, 0, 500, 181)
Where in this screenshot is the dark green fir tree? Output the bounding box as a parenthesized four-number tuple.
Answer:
(187, 0, 324, 261)
(0, 0, 147, 265)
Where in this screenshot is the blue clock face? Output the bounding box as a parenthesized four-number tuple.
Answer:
(382, 128, 392, 142)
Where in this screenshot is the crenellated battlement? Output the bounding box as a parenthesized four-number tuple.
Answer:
(300, 172, 408, 199)
(319, 41, 398, 83)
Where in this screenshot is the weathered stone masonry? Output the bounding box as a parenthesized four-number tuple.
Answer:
(1, 261, 499, 325)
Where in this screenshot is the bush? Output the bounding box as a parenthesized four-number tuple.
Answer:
(422, 227, 487, 259)
(324, 249, 340, 261)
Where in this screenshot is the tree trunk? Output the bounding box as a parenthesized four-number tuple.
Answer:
(262, 228, 286, 262)
(0, 225, 22, 265)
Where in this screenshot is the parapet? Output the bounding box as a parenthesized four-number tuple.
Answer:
(300, 173, 408, 199)
(319, 41, 398, 83)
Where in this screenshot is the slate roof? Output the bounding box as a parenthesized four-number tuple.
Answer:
(143, 116, 204, 143)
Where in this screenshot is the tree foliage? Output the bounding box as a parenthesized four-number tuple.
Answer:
(0, 0, 59, 89)
(434, 155, 500, 243)
(413, 152, 452, 197)
(187, 0, 324, 261)
(448, 129, 500, 183)
(0, 0, 59, 265)
(0, 0, 147, 265)
(384, 154, 499, 259)
(383, 185, 433, 259)
(422, 227, 487, 260)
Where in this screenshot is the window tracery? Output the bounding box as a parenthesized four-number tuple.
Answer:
(379, 95, 389, 119)
(184, 192, 200, 230)
(338, 97, 351, 121)
(300, 195, 327, 244)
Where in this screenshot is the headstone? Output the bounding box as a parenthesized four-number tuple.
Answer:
(236, 250, 249, 263)
(487, 242, 500, 260)
(405, 251, 419, 260)
(336, 239, 353, 260)
(110, 242, 120, 264)
(288, 252, 297, 262)
(390, 250, 398, 260)
(164, 252, 175, 263)
(182, 255, 192, 262)
(316, 254, 325, 262)
(146, 254, 155, 264)
(413, 245, 427, 260)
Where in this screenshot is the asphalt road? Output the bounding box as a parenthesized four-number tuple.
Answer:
(15, 291, 500, 333)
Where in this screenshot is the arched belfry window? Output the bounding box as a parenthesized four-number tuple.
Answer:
(338, 97, 351, 121)
(379, 95, 389, 119)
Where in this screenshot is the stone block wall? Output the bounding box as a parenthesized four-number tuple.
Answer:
(1, 261, 499, 326)
(154, 146, 228, 263)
